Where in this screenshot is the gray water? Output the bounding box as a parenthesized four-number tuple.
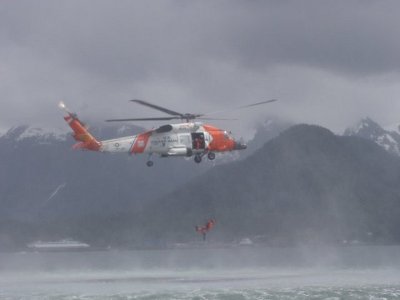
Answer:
(1, 245, 400, 299)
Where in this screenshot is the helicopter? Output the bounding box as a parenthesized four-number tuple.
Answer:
(59, 99, 277, 167)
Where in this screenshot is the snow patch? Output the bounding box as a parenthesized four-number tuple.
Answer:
(377, 136, 391, 151)
(346, 118, 400, 156)
(345, 121, 363, 136)
(384, 122, 400, 134)
(117, 125, 133, 135)
(16, 126, 68, 141)
(376, 133, 400, 154)
(385, 133, 396, 145)
(346, 118, 374, 135)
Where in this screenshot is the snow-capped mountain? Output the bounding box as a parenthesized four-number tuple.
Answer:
(2, 125, 68, 142)
(344, 117, 400, 156)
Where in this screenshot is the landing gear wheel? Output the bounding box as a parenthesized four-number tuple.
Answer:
(194, 155, 202, 164)
(146, 161, 154, 167)
(207, 152, 216, 160)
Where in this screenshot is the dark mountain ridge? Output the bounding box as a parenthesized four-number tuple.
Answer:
(2, 123, 400, 249)
(0, 124, 212, 249)
(1, 121, 285, 249)
(141, 124, 400, 246)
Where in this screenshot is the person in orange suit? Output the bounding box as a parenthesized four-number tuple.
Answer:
(195, 219, 216, 241)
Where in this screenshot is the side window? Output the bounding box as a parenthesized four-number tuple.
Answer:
(191, 133, 205, 149)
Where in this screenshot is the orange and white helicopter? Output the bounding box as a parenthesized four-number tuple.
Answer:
(59, 99, 277, 167)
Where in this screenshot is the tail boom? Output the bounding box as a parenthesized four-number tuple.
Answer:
(64, 115, 101, 151)
(60, 102, 141, 153)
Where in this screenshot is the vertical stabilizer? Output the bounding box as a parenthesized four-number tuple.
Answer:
(59, 102, 101, 151)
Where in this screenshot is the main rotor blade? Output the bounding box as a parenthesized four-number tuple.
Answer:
(105, 117, 178, 122)
(130, 99, 183, 116)
(201, 99, 278, 117)
(197, 117, 238, 121)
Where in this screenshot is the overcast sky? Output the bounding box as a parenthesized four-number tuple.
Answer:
(1, 0, 400, 138)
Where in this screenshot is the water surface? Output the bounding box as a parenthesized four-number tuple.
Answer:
(1, 245, 400, 299)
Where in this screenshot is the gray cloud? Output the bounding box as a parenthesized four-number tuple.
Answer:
(1, 0, 400, 137)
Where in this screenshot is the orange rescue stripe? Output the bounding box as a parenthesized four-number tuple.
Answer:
(131, 131, 152, 154)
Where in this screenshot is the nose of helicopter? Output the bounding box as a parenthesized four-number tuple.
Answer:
(233, 140, 247, 150)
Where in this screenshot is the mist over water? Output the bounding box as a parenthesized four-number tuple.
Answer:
(1, 245, 400, 299)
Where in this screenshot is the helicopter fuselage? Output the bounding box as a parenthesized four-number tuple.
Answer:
(100, 122, 245, 157)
